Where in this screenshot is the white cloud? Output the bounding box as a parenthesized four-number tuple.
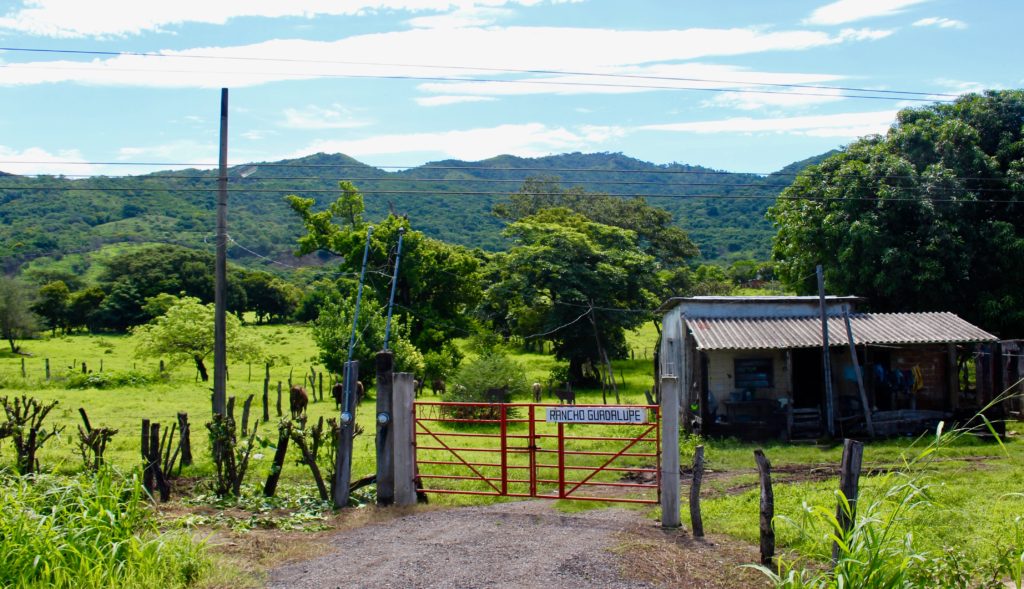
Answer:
(0, 145, 96, 176)
(640, 110, 898, 138)
(280, 104, 370, 129)
(837, 27, 893, 41)
(913, 17, 966, 29)
(707, 88, 846, 111)
(290, 122, 619, 160)
(0, 26, 883, 89)
(805, 0, 928, 25)
(0, 0, 554, 38)
(407, 6, 513, 29)
(415, 95, 498, 106)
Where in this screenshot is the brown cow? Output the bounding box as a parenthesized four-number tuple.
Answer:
(431, 379, 446, 396)
(553, 382, 575, 405)
(290, 385, 308, 418)
(331, 381, 364, 408)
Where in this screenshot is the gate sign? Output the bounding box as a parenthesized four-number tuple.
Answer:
(545, 406, 647, 424)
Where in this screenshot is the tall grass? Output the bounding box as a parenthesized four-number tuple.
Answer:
(751, 407, 1024, 589)
(0, 468, 207, 588)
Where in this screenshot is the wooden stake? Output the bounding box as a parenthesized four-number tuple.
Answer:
(832, 439, 864, 565)
(690, 445, 705, 538)
(177, 412, 192, 467)
(754, 449, 775, 566)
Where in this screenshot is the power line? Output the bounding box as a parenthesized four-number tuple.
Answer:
(1, 184, 1019, 203)
(0, 46, 957, 102)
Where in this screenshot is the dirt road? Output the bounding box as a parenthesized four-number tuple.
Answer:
(267, 500, 767, 589)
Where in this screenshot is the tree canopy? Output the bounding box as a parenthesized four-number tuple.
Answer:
(288, 184, 481, 352)
(132, 296, 266, 381)
(481, 208, 659, 382)
(0, 277, 38, 353)
(769, 90, 1024, 337)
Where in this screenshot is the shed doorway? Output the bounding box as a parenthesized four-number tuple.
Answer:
(791, 348, 823, 409)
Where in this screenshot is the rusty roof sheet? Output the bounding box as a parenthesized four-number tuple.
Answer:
(686, 312, 997, 351)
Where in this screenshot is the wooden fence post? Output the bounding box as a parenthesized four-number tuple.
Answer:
(690, 445, 705, 538)
(177, 412, 192, 467)
(141, 419, 152, 491)
(376, 351, 395, 506)
(276, 381, 282, 417)
(832, 439, 864, 564)
(333, 360, 359, 508)
(263, 422, 290, 497)
(45, 358, 50, 381)
(754, 449, 775, 566)
(262, 378, 270, 423)
(393, 372, 416, 507)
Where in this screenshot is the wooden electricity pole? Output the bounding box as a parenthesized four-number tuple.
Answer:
(817, 265, 835, 436)
(213, 88, 229, 417)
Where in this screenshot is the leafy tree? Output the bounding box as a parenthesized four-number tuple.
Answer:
(66, 286, 105, 332)
(481, 208, 659, 383)
(32, 280, 70, 335)
(0, 277, 39, 352)
(288, 185, 481, 351)
(494, 176, 700, 268)
(132, 296, 266, 381)
(240, 271, 301, 324)
(312, 292, 423, 386)
(769, 90, 1024, 336)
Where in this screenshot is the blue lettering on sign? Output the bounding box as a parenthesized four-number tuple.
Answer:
(545, 406, 646, 424)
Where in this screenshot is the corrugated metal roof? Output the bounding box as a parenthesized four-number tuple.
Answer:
(686, 312, 997, 351)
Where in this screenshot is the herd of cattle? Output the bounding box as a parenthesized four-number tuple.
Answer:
(286, 378, 576, 418)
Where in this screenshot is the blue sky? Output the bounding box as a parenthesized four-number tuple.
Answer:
(0, 0, 1020, 177)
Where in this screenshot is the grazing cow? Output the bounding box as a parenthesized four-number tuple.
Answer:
(414, 379, 424, 398)
(331, 381, 363, 408)
(290, 385, 309, 418)
(553, 383, 575, 405)
(431, 379, 446, 396)
(531, 382, 542, 403)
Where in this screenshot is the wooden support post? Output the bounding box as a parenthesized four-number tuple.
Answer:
(817, 265, 835, 437)
(263, 423, 290, 497)
(82, 361, 87, 374)
(948, 344, 960, 412)
(20, 358, 26, 378)
(333, 360, 359, 508)
(45, 358, 50, 381)
(376, 351, 395, 506)
(843, 307, 874, 437)
(832, 439, 864, 565)
(393, 372, 416, 507)
(319, 372, 324, 403)
(660, 329, 682, 528)
(160, 359, 165, 373)
(176, 412, 192, 467)
(690, 445, 705, 538)
(754, 449, 775, 567)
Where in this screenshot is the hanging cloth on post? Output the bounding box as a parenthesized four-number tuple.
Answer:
(911, 365, 924, 394)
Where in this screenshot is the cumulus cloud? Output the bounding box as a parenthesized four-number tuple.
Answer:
(415, 95, 498, 107)
(290, 122, 620, 160)
(640, 110, 898, 138)
(805, 0, 929, 25)
(0, 0, 558, 38)
(279, 104, 370, 129)
(0, 145, 96, 176)
(913, 17, 966, 29)
(0, 26, 882, 90)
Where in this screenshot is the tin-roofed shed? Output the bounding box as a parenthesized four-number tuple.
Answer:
(658, 296, 1000, 439)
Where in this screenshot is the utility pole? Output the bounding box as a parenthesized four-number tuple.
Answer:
(213, 88, 229, 417)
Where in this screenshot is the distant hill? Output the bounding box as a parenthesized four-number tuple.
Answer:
(0, 151, 829, 274)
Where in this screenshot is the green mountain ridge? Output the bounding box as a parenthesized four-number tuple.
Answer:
(0, 151, 830, 274)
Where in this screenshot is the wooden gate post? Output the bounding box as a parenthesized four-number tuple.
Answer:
(660, 332, 682, 528)
(333, 360, 359, 508)
(376, 351, 395, 506)
(393, 372, 416, 507)
(690, 445, 705, 537)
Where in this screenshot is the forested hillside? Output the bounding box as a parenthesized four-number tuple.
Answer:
(0, 151, 828, 273)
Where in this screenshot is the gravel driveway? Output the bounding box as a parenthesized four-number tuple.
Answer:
(268, 500, 661, 589)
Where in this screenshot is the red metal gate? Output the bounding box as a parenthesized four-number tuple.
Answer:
(414, 402, 660, 504)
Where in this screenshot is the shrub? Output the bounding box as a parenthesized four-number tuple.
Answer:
(64, 369, 156, 389)
(446, 353, 529, 420)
